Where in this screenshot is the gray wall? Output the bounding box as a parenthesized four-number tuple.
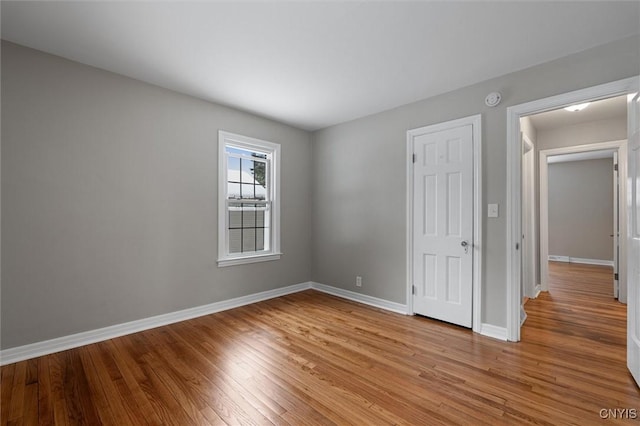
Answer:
(1, 41, 313, 349)
(536, 115, 625, 267)
(548, 158, 613, 261)
(537, 116, 627, 151)
(3, 34, 639, 348)
(524, 114, 625, 289)
(311, 35, 639, 327)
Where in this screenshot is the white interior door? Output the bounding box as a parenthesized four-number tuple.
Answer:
(412, 124, 473, 328)
(628, 92, 640, 387)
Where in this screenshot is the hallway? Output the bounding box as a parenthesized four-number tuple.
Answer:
(521, 261, 638, 419)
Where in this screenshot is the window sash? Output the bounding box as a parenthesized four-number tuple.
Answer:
(225, 200, 272, 256)
(225, 151, 270, 202)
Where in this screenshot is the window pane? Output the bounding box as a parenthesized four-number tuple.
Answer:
(256, 209, 265, 227)
(249, 159, 267, 187)
(226, 146, 248, 156)
(256, 228, 265, 251)
(243, 228, 256, 252)
(229, 229, 242, 253)
(229, 205, 242, 228)
(243, 206, 256, 228)
(241, 158, 254, 180)
(241, 183, 255, 199)
(228, 182, 240, 200)
(255, 182, 266, 200)
(227, 156, 241, 181)
(253, 160, 267, 199)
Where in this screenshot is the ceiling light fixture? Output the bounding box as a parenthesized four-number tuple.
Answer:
(563, 102, 590, 112)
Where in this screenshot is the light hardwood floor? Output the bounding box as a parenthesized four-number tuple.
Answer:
(2, 262, 638, 425)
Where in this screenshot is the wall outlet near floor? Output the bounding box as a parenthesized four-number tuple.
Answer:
(356, 276, 362, 287)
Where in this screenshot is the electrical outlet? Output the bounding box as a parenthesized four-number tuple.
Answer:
(356, 276, 362, 287)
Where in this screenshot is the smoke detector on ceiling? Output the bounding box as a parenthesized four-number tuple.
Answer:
(485, 92, 502, 107)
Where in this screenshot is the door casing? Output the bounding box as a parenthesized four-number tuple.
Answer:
(506, 76, 639, 342)
(521, 134, 539, 300)
(538, 141, 626, 294)
(406, 114, 483, 334)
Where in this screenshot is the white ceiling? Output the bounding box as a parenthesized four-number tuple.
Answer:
(2, 1, 639, 131)
(529, 95, 628, 131)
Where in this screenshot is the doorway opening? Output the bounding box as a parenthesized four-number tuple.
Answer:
(505, 77, 638, 343)
(538, 141, 625, 299)
(519, 96, 627, 330)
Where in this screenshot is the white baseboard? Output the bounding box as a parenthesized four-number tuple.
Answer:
(0, 281, 411, 365)
(310, 282, 409, 315)
(6, 280, 498, 365)
(0, 282, 312, 366)
(548, 255, 570, 262)
(548, 255, 613, 266)
(525, 284, 541, 299)
(480, 323, 508, 341)
(569, 257, 614, 266)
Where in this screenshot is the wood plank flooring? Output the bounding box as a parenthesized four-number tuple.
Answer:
(2, 262, 638, 425)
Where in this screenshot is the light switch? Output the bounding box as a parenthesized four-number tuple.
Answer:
(488, 204, 499, 218)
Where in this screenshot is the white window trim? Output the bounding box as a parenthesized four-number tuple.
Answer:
(217, 131, 281, 267)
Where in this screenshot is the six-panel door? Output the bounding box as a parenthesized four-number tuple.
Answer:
(412, 124, 474, 328)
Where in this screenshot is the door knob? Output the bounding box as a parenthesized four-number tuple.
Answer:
(461, 240, 469, 253)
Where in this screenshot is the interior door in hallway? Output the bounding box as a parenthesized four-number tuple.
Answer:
(412, 124, 473, 328)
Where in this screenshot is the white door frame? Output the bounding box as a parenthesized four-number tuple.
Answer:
(522, 134, 538, 300)
(613, 150, 619, 299)
(506, 76, 639, 342)
(538, 140, 627, 295)
(406, 114, 482, 333)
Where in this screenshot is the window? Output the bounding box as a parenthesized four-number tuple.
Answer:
(218, 131, 281, 266)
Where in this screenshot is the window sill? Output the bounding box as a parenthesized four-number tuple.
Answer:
(217, 252, 282, 268)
